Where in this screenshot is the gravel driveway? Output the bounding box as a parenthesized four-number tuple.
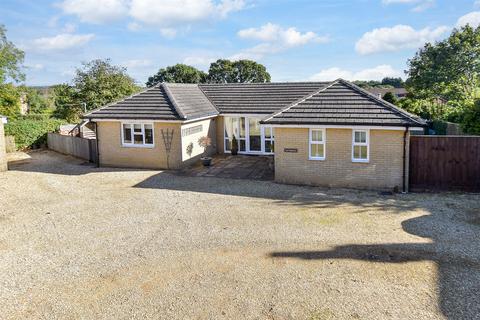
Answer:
(1, 150, 479, 320)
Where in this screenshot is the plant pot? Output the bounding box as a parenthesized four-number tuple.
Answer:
(201, 157, 212, 166)
(231, 149, 238, 156)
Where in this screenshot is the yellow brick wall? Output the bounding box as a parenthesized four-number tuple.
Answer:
(181, 118, 217, 165)
(0, 120, 7, 171)
(216, 116, 225, 154)
(97, 121, 182, 169)
(274, 128, 408, 190)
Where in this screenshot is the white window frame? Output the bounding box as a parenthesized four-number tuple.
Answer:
(121, 122, 154, 148)
(309, 128, 326, 160)
(262, 126, 275, 155)
(352, 129, 369, 163)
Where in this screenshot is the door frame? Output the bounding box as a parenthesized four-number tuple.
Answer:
(224, 116, 274, 155)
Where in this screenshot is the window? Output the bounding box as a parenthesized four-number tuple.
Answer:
(309, 129, 325, 160)
(352, 130, 369, 162)
(122, 123, 154, 147)
(264, 126, 275, 153)
(224, 116, 246, 152)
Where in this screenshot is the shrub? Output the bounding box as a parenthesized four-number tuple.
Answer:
(4, 118, 65, 149)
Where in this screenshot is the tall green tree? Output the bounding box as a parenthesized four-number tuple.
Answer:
(0, 25, 24, 84)
(207, 59, 271, 83)
(0, 83, 20, 118)
(406, 25, 480, 101)
(146, 64, 207, 86)
(53, 59, 139, 122)
(381, 77, 404, 88)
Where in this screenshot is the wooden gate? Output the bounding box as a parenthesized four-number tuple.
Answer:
(409, 136, 480, 191)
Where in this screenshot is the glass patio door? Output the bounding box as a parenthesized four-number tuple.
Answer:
(248, 118, 262, 152)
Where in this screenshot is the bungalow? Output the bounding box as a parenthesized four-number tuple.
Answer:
(83, 79, 425, 191)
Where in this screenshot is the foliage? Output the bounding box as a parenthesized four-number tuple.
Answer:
(0, 25, 25, 83)
(19, 86, 52, 114)
(0, 83, 20, 118)
(381, 77, 404, 88)
(461, 99, 480, 135)
(198, 136, 212, 156)
(146, 64, 207, 86)
(146, 59, 271, 85)
(4, 118, 65, 149)
(406, 25, 480, 101)
(231, 135, 238, 154)
(382, 92, 398, 104)
(52, 59, 140, 121)
(207, 59, 271, 83)
(52, 84, 82, 122)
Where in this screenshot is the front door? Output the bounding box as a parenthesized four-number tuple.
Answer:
(248, 118, 262, 152)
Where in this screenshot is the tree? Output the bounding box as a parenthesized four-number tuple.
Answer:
(74, 59, 139, 110)
(382, 92, 398, 105)
(207, 59, 271, 83)
(0, 83, 20, 118)
(461, 99, 480, 135)
(0, 25, 25, 84)
(52, 84, 81, 122)
(146, 64, 207, 86)
(406, 25, 480, 101)
(381, 77, 404, 88)
(18, 87, 51, 114)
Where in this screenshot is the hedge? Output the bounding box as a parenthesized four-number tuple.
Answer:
(4, 118, 65, 150)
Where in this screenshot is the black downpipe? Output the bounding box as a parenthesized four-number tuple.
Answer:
(95, 122, 100, 168)
(402, 125, 409, 193)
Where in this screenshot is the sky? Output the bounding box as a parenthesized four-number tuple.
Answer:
(1, 0, 480, 86)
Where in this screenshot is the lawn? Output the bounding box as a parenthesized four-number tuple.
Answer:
(1, 150, 479, 319)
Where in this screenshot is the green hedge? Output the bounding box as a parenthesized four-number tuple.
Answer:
(4, 118, 65, 150)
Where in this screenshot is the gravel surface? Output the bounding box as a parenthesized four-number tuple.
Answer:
(1, 150, 479, 320)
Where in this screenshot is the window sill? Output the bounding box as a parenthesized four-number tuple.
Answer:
(309, 157, 325, 161)
(352, 159, 369, 163)
(122, 144, 155, 149)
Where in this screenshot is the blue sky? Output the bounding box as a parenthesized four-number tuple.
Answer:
(1, 0, 479, 86)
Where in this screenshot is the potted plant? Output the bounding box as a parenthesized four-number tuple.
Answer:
(198, 136, 212, 166)
(231, 136, 238, 155)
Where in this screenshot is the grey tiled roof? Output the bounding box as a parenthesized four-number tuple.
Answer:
(164, 83, 218, 120)
(262, 80, 425, 127)
(199, 82, 330, 114)
(84, 84, 181, 120)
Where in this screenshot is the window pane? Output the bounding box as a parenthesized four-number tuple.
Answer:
(310, 143, 324, 158)
(224, 117, 234, 140)
(360, 146, 368, 159)
(265, 141, 274, 153)
(312, 130, 323, 142)
(134, 134, 143, 144)
(264, 127, 271, 138)
(355, 131, 366, 143)
(239, 118, 246, 138)
(123, 125, 132, 143)
(354, 145, 368, 160)
(225, 138, 231, 151)
(144, 125, 153, 144)
(239, 139, 246, 152)
(134, 124, 142, 133)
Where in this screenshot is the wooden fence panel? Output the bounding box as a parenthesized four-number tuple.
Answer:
(47, 133, 97, 163)
(409, 136, 480, 191)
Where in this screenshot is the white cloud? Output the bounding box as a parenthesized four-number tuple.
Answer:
(355, 24, 448, 55)
(309, 65, 402, 81)
(32, 33, 95, 51)
(234, 23, 329, 59)
(25, 63, 44, 70)
(456, 11, 480, 28)
(58, 0, 129, 24)
(382, 0, 435, 12)
(122, 59, 152, 69)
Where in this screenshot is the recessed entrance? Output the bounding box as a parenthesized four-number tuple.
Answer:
(224, 116, 274, 155)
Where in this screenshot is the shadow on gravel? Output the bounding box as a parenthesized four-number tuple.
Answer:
(270, 211, 480, 320)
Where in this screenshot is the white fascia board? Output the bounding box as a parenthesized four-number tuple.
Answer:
(266, 124, 424, 131)
(89, 118, 183, 123)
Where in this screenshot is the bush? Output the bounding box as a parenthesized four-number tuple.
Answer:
(4, 118, 65, 150)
